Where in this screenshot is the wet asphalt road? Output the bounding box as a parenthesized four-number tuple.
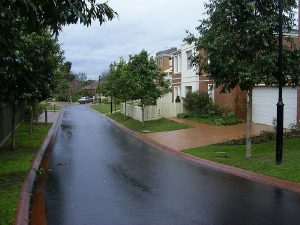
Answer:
(45, 105, 300, 225)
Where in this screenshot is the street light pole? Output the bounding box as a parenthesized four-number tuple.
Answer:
(111, 96, 113, 114)
(276, 0, 284, 165)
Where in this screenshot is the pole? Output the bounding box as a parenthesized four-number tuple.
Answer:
(276, 0, 284, 165)
(110, 97, 113, 114)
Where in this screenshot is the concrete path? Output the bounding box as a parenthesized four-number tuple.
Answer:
(142, 118, 274, 150)
(45, 105, 300, 225)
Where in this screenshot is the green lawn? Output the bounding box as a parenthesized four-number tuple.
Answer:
(108, 112, 192, 133)
(0, 123, 52, 225)
(91, 103, 120, 114)
(183, 137, 300, 183)
(46, 105, 62, 111)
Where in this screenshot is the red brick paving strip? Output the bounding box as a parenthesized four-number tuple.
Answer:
(89, 107, 300, 193)
(13, 108, 64, 225)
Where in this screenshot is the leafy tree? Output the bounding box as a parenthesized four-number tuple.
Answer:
(3, 31, 64, 149)
(1, 0, 117, 65)
(186, 0, 300, 158)
(127, 50, 170, 124)
(113, 59, 135, 119)
(1, 0, 117, 104)
(102, 61, 130, 113)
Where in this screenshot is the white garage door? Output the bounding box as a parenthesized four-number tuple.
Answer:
(252, 87, 297, 128)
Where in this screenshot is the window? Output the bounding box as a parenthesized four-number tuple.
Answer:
(185, 86, 192, 95)
(186, 50, 192, 70)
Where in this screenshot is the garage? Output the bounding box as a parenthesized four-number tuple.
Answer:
(252, 86, 298, 128)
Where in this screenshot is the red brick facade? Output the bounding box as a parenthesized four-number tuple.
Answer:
(214, 86, 247, 120)
(198, 75, 247, 120)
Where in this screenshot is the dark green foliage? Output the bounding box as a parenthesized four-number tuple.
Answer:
(182, 91, 211, 114)
(180, 91, 240, 126)
(175, 96, 181, 103)
(185, 0, 300, 92)
(127, 50, 170, 104)
(1, 0, 117, 66)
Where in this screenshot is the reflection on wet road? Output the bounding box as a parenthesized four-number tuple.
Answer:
(45, 105, 300, 225)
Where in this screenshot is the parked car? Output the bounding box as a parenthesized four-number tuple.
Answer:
(78, 97, 92, 104)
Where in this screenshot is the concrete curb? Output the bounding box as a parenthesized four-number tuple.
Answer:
(89, 107, 300, 193)
(13, 107, 64, 225)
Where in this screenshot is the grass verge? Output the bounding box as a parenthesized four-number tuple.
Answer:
(0, 123, 52, 225)
(183, 137, 300, 183)
(91, 103, 120, 114)
(46, 105, 62, 111)
(108, 112, 191, 133)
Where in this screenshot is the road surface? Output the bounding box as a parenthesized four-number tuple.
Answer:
(45, 105, 300, 225)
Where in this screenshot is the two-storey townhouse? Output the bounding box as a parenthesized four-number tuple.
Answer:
(171, 43, 200, 102)
(172, 41, 300, 127)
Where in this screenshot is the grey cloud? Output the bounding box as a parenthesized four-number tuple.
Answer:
(59, 0, 207, 80)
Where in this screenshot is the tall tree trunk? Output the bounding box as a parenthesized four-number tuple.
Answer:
(35, 104, 38, 124)
(246, 88, 253, 158)
(30, 105, 33, 135)
(11, 101, 16, 150)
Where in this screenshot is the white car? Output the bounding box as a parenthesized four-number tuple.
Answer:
(78, 97, 92, 104)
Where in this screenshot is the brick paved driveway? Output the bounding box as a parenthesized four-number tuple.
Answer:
(142, 118, 273, 150)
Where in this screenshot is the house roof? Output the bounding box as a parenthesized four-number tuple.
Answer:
(156, 47, 177, 56)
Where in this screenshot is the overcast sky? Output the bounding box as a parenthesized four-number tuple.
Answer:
(58, 0, 207, 80)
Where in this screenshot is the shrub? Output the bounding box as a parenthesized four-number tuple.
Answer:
(177, 113, 191, 119)
(222, 112, 240, 125)
(207, 102, 226, 117)
(182, 91, 211, 113)
(175, 95, 181, 103)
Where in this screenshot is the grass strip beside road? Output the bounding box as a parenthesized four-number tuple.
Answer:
(0, 123, 52, 225)
(108, 112, 191, 133)
(183, 137, 300, 183)
(46, 105, 62, 111)
(91, 103, 120, 114)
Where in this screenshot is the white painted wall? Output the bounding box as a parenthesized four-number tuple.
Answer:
(179, 43, 199, 97)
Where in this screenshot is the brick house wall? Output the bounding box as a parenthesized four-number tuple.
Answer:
(214, 86, 247, 120)
(199, 74, 247, 120)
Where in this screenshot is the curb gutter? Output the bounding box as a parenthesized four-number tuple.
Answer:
(13, 108, 64, 225)
(90, 107, 300, 193)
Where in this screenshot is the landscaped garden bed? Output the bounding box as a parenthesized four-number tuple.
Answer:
(179, 91, 242, 126)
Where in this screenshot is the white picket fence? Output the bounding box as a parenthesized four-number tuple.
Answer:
(121, 102, 184, 122)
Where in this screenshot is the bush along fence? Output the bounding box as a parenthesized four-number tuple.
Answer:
(120, 102, 185, 122)
(0, 103, 25, 147)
